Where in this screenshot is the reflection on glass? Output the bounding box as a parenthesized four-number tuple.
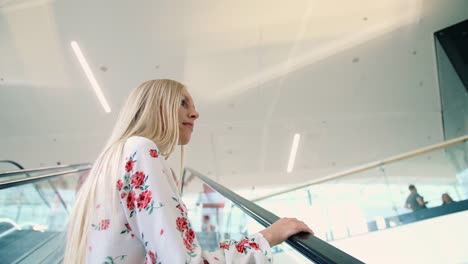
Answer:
(0, 172, 84, 232)
(254, 139, 468, 263)
(182, 176, 312, 262)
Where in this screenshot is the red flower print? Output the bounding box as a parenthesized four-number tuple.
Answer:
(185, 229, 195, 243)
(100, 219, 110, 230)
(249, 242, 260, 250)
(125, 160, 135, 172)
(149, 250, 156, 264)
(183, 238, 193, 251)
(127, 191, 136, 210)
(137, 190, 152, 210)
(160, 229, 164, 235)
(203, 260, 210, 264)
(149, 149, 158, 158)
(121, 192, 126, 199)
(131, 233, 135, 238)
(176, 217, 188, 232)
(176, 204, 185, 213)
(117, 179, 123, 191)
(125, 223, 132, 231)
(131, 171, 146, 189)
(236, 243, 245, 253)
(219, 242, 230, 249)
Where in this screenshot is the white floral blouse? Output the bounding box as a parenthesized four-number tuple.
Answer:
(87, 136, 273, 264)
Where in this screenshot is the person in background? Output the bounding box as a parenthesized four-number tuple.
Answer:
(405, 184, 427, 212)
(441, 193, 455, 205)
(201, 215, 216, 233)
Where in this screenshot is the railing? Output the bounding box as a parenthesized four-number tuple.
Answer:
(247, 134, 468, 263)
(0, 162, 90, 178)
(0, 161, 90, 215)
(0, 166, 92, 190)
(0, 160, 26, 170)
(252, 134, 468, 202)
(186, 168, 364, 264)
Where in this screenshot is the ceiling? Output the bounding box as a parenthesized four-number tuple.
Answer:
(0, 0, 467, 192)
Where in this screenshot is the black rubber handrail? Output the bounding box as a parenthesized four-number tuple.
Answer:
(0, 162, 91, 178)
(0, 166, 92, 190)
(0, 160, 26, 170)
(186, 168, 364, 264)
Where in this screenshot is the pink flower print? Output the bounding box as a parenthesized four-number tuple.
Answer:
(148, 250, 156, 264)
(219, 242, 230, 249)
(125, 160, 135, 172)
(185, 229, 195, 244)
(183, 238, 193, 252)
(131, 171, 146, 189)
(116, 179, 123, 191)
(121, 192, 126, 199)
(149, 149, 158, 158)
(137, 190, 152, 210)
(160, 229, 164, 235)
(176, 204, 185, 214)
(236, 243, 245, 253)
(249, 242, 260, 250)
(125, 223, 132, 231)
(176, 217, 188, 232)
(126, 191, 136, 210)
(100, 219, 110, 230)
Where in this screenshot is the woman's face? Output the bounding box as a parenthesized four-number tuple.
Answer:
(178, 88, 199, 145)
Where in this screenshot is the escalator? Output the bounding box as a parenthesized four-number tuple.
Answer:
(0, 162, 90, 264)
(0, 161, 362, 263)
(2, 135, 465, 263)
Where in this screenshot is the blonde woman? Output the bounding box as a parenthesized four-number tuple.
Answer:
(65, 79, 313, 264)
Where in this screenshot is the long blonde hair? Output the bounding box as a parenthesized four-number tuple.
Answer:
(64, 79, 185, 264)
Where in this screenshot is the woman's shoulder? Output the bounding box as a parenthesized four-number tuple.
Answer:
(125, 136, 159, 151)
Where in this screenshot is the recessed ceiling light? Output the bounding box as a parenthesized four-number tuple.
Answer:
(287, 133, 301, 173)
(71, 41, 111, 113)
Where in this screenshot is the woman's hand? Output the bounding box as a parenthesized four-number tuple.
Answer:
(259, 217, 314, 247)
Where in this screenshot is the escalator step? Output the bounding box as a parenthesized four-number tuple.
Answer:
(0, 230, 56, 263)
(0, 222, 15, 234)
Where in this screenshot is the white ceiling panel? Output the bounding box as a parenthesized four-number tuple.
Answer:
(0, 0, 467, 190)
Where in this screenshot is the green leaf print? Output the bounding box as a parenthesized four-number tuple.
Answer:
(102, 255, 126, 264)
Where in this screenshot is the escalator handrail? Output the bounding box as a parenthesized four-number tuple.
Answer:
(0, 166, 92, 190)
(0, 162, 91, 178)
(0, 160, 26, 170)
(186, 168, 364, 264)
(0, 160, 65, 215)
(0, 160, 86, 217)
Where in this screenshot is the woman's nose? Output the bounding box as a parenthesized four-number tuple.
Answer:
(189, 108, 199, 120)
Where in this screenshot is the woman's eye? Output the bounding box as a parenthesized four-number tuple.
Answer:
(181, 99, 187, 107)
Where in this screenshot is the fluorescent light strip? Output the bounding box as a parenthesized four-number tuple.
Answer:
(70, 41, 111, 113)
(287, 133, 301, 173)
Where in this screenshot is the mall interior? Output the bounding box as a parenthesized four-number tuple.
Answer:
(0, 1, 467, 263)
